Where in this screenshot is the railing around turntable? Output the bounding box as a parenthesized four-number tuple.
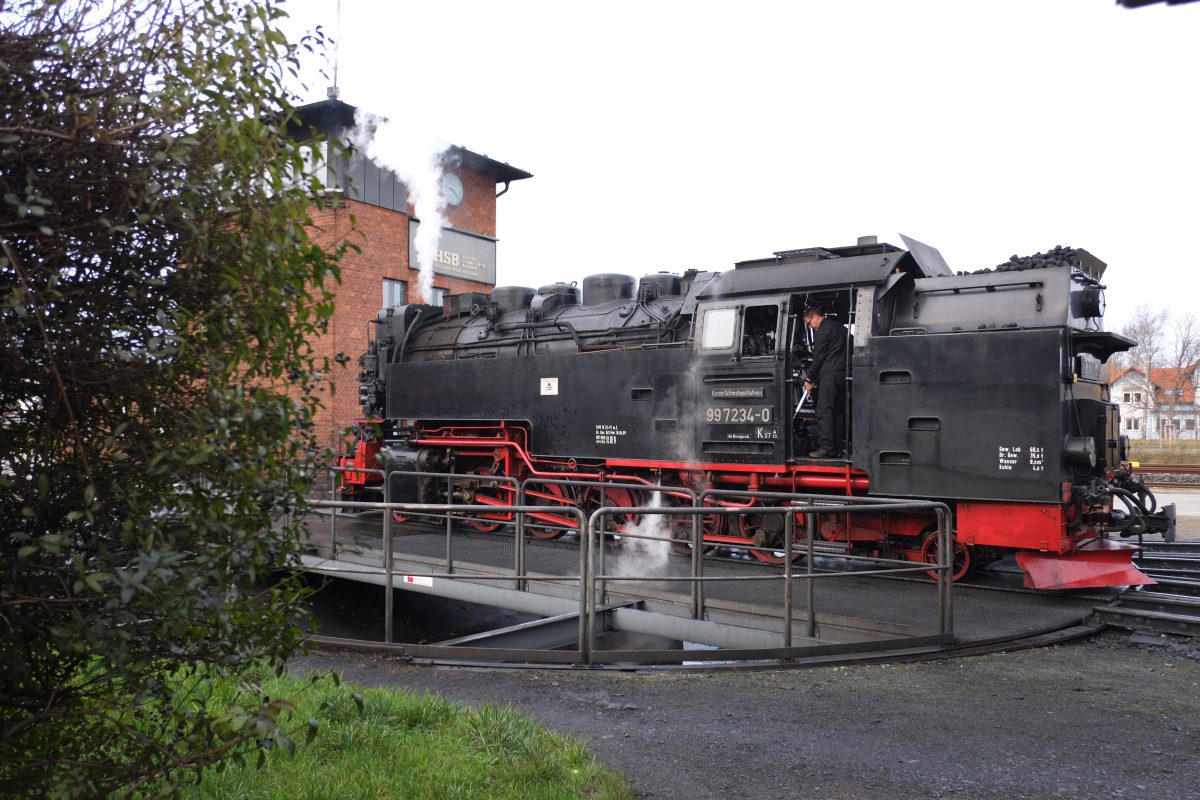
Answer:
(308, 469, 954, 665)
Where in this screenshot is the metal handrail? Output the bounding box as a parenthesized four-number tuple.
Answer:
(518, 477, 704, 617)
(700, 488, 954, 633)
(382, 469, 521, 579)
(313, 499, 586, 649)
(586, 501, 952, 659)
(700, 489, 955, 633)
(306, 482, 953, 664)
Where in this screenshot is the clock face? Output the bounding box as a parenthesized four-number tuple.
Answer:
(441, 173, 464, 207)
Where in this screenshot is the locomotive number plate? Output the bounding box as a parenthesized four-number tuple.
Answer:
(704, 406, 773, 424)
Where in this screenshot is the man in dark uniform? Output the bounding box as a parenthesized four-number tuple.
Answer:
(802, 306, 847, 459)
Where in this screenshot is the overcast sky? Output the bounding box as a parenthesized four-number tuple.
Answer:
(280, 0, 1198, 333)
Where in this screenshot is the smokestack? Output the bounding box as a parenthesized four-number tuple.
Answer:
(857, 235, 878, 246)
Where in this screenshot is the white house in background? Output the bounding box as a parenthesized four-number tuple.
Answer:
(1110, 362, 1200, 441)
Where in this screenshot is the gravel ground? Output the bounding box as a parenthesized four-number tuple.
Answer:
(1155, 490, 1200, 539)
(291, 630, 1200, 799)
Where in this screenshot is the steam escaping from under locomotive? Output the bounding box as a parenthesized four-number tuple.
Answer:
(350, 108, 448, 303)
(610, 492, 673, 578)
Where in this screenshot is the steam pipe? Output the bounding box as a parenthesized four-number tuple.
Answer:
(1110, 486, 1148, 515)
(1139, 485, 1158, 514)
(493, 319, 664, 353)
(392, 308, 428, 364)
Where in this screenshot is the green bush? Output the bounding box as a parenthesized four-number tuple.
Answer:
(1, 1, 350, 796)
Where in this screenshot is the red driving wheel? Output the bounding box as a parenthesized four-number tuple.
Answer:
(469, 468, 511, 533)
(920, 530, 973, 582)
(524, 481, 574, 540)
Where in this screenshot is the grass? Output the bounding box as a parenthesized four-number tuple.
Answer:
(1130, 439, 1200, 465)
(181, 672, 635, 800)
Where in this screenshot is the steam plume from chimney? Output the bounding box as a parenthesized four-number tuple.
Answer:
(349, 109, 449, 304)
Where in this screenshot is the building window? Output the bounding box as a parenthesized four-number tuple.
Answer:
(1186, 419, 1196, 431)
(1134, 392, 1142, 402)
(429, 287, 447, 307)
(1122, 392, 1131, 403)
(1125, 418, 1140, 431)
(383, 278, 407, 308)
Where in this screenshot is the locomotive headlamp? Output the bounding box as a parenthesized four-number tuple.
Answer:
(1080, 285, 1105, 319)
(1064, 436, 1097, 469)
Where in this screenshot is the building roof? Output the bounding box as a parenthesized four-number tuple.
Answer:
(1119, 0, 1200, 8)
(288, 98, 533, 184)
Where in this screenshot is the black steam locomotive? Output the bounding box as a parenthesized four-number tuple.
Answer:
(343, 236, 1175, 588)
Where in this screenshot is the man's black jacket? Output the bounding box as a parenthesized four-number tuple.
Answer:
(809, 318, 847, 379)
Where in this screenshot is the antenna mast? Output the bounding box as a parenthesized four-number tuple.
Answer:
(328, 0, 342, 99)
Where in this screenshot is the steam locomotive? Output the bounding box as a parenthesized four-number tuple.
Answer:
(343, 235, 1175, 589)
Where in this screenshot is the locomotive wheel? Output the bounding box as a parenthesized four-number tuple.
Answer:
(670, 523, 717, 556)
(701, 506, 724, 538)
(748, 513, 802, 565)
(668, 496, 717, 556)
(468, 469, 511, 533)
(920, 530, 973, 582)
(391, 511, 408, 525)
(581, 485, 647, 546)
(524, 481, 575, 540)
(748, 537, 801, 565)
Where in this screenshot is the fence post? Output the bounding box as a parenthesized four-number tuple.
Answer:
(445, 474, 454, 575)
(329, 471, 338, 560)
(690, 496, 703, 620)
(383, 474, 393, 644)
(516, 479, 526, 592)
(806, 510, 816, 639)
(783, 512, 794, 648)
(579, 510, 592, 666)
(939, 506, 952, 634)
(597, 485, 608, 606)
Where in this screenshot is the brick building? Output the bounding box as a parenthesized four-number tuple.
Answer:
(288, 98, 532, 451)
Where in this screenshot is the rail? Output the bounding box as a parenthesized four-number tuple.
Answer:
(1131, 464, 1200, 474)
(1085, 541, 1200, 638)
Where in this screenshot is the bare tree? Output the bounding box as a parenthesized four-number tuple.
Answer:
(1120, 305, 1168, 439)
(1161, 313, 1199, 440)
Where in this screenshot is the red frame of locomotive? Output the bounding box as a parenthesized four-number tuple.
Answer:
(337, 419, 1146, 588)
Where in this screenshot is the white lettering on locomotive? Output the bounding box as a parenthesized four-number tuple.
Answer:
(594, 424, 627, 446)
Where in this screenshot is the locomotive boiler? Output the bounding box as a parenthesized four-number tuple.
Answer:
(343, 236, 1175, 588)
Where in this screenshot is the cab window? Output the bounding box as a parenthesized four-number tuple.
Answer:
(741, 305, 778, 357)
(700, 307, 738, 350)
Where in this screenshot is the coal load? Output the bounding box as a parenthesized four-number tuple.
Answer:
(962, 245, 1081, 275)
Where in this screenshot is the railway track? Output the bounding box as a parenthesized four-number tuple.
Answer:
(1133, 463, 1200, 486)
(1093, 541, 1200, 636)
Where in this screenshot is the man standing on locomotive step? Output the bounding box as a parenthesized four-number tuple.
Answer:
(802, 306, 848, 459)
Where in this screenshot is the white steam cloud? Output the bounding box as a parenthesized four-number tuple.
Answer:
(610, 491, 673, 577)
(349, 109, 450, 304)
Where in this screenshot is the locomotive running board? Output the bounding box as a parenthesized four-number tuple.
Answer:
(1016, 539, 1156, 590)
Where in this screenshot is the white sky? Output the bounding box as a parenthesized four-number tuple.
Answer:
(280, 0, 1199, 333)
